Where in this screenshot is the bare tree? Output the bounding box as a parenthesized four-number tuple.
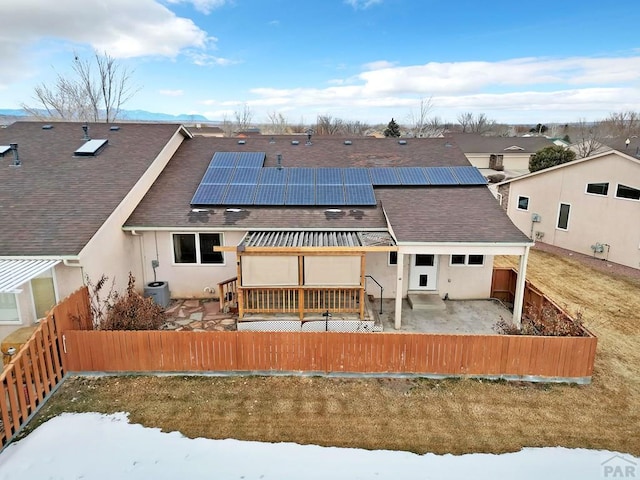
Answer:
(574, 118, 604, 158)
(316, 115, 343, 135)
(234, 103, 254, 132)
(407, 97, 435, 137)
(22, 52, 137, 122)
(457, 112, 474, 133)
(602, 111, 640, 138)
(468, 113, 496, 134)
(266, 111, 290, 134)
(221, 113, 234, 137)
(341, 120, 370, 136)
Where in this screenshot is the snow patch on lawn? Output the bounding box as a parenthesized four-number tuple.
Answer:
(0, 412, 636, 479)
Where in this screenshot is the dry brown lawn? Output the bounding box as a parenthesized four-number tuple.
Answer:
(27, 249, 640, 455)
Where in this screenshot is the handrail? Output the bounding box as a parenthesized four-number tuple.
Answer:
(365, 275, 384, 315)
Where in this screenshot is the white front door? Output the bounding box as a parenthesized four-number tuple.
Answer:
(409, 254, 438, 290)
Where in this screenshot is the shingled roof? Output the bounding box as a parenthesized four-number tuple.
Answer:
(0, 122, 188, 256)
(126, 135, 529, 245)
(449, 133, 553, 154)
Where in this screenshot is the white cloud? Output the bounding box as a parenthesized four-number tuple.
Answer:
(159, 89, 184, 96)
(165, 0, 228, 14)
(362, 60, 396, 70)
(189, 53, 238, 66)
(345, 0, 383, 9)
(0, 0, 213, 87)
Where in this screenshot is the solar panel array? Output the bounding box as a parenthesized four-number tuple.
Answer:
(191, 152, 486, 206)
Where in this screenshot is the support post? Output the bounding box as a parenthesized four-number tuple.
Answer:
(394, 252, 404, 330)
(359, 254, 366, 320)
(512, 245, 530, 328)
(236, 255, 244, 319)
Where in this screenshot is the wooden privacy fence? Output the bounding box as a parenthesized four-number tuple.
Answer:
(62, 329, 596, 380)
(0, 287, 90, 448)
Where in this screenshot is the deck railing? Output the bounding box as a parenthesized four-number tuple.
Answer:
(217, 277, 238, 313)
(239, 286, 363, 319)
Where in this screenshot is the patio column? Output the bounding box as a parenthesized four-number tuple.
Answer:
(394, 252, 404, 329)
(512, 245, 530, 328)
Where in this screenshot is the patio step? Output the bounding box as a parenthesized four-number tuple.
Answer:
(407, 293, 446, 311)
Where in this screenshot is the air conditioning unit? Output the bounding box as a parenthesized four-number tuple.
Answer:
(531, 213, 541, 222)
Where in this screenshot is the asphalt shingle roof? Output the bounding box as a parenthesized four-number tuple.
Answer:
(0, 122, 185, 256)
(127, 135, 529, 245)
(448, 133, 553, 154)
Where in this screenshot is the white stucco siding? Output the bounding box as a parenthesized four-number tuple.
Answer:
(465, 153, 531, 170)
(364, 252, 399, 298)
(437, 255, 494, 299)
(139, 230, 244, 299)
(506, 153, 640, 268)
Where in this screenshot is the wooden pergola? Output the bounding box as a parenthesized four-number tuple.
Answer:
(217, 231, 396, 320)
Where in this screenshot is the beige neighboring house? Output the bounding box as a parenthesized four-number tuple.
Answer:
(449, 133, 554, 177)
(493, 149, 640, 269)
(0, 122, 191, 341)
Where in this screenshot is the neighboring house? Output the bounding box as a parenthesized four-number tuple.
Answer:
(124, 135, 532, 329)
(448, 133, 554, 176)
(189, 125, 224, 137)
(0, 122, 191, 340)
(493, 149, 640, 269)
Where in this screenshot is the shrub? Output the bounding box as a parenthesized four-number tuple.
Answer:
(83, 272, 166, 330)
(493, 304, 586, 337)
(487, 173, 506, 183)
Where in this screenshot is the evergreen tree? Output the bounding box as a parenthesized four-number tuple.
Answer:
(384, 118, 401, 137)
(529, 145, 576, 173)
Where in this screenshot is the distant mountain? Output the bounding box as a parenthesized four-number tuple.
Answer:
(0, 108, 211, 122)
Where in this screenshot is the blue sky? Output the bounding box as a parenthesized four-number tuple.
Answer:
(2, 0, 640, 125)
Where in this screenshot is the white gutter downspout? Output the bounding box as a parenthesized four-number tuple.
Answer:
(129, 230, 147, 286)
(394, 252, 404, 330)
(512, 245, 530, 328)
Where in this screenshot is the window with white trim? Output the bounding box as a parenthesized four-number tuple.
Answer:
(450, 255, 484, 266)
(172, 233, 224, 264)
(586, 182, 609, 196)
(616, 184, 640, 201)
(517, 196, 529, 211)
(557, 203, 571, 230)
(0, 293, 20, 323)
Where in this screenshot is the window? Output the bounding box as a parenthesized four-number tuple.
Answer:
(517, 196, 529, 211)
(450, 255, 484, 266)
(616, 184, 640, 201)
(451, 255, 466, 265)
(173, 233, 223, 264)
(0, 293, 20, 323)
(468, 255, 485, 266)
(415, 254, 434, 266)
(557, 203, 571, 230)
(388, 251, 398, 265)
(586, 182, 609, 196)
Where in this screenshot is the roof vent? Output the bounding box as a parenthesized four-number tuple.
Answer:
(276, 153, 283, 170)
(0, 145, 10, 157)
(74, 139, 108, 157)
(344, 140, 352, 145)
(237, 140, 246, 145)
(306, 129, 313, 146)
(10, 143, 20, 166)
(110, 126, 120, 131)
(398, 140, 407, 145)
(291, 140, 300, 145)
(269, 137, 275, 144)
(444, 141, 452, 147)
(42, 124, 53, 130)
(82, 124, 90, 141)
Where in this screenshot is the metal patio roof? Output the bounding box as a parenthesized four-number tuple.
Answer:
(240, 231, 395, 248)
(0, 259, 60, 293)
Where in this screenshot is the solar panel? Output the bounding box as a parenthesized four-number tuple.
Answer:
(369, 168, 401, 185)
(237, 152, 265, 168)
(254, 184, 286, 205)
(344, 184, 376, 205)
(397, 167, 429, 185)
(425, 167, 458, 185)
(451, 166, 487, 185)
(286, 184, 315, 205)
(209, 152, 237, 167)
(288, 168, 315, 185)
(343, 168, 370, 185)
(202, 167, 235, 184)
(230, 167, 261, 184)
(223, 184, 257, 204)
(316, 168, 344, 185)
(191, 184, 228, 205)
(316, 185, 345, 205)
(259, 167, 289, 185)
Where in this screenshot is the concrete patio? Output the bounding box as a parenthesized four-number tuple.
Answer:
(162, 296, 511, 335)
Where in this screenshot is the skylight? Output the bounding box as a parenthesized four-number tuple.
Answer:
(74, 139, 108, 156)
(0, 145, 10, 156)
